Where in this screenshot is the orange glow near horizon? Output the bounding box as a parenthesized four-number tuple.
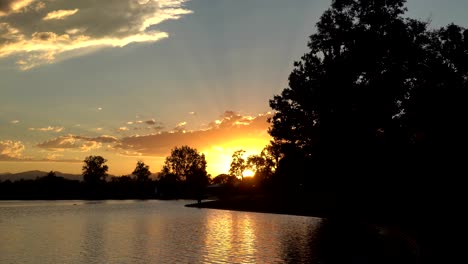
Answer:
(202, 137, 270, 177)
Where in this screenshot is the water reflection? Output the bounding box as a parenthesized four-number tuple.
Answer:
(204, 211, 260, 263)
(0, 200, 419, 263)
(79, 207, 107, 264)
(313, 219, 420, 264)
(281, 220, 319, 263)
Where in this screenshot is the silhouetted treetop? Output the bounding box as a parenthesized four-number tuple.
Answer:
(229, 150, 246, 180)
(269, 0, 467, 158)
(132, 161, 151, 181)
(82, 155, 108, 184)
(161, 146, 207, 182)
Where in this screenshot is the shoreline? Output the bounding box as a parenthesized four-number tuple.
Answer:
(185, 194, 334, 219)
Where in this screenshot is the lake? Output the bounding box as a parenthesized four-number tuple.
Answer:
(0, 200, 418, 263)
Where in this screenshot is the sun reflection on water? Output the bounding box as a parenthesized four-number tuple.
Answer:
(204, 211, 260, 263)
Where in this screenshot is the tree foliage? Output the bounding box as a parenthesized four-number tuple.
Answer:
(269, 0, 467, 168)
(160, 146, 209, 199)
(132, 161, 151, 181)
(246, 145, 279, 184)
(82, 155, 109, 184)
(161, 145, 208, 184)
(229, 150, 246, 180)
(212, 173, 239, 186)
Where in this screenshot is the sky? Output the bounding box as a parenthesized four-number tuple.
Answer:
(1, 0, 468, 177)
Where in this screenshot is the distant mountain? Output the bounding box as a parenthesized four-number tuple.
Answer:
(0, 171, 82, 182)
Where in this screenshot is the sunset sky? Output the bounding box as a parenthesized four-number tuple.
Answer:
(1, 0, 467, 177)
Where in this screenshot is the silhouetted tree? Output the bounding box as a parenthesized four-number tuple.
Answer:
(269, 0, 467, 180)
(247, 151, 275, 186)
(132, 161, 151, 181)
(229, 149, 246, 181)
(268, 0, 468, 222)
(212, 173, 239, 186)
(45, 171, 56, 178)
(269, 0, 411, 155)
(82, 155, 108, 184)
(160, 146, 209, 201)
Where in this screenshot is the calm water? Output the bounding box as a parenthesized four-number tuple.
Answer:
(0, 200, 322, 263)
(0, 200, 420, 263)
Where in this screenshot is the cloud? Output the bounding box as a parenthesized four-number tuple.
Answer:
(0, 0, 34, 17)
(0, 140, 25, 160)
(10, 120, 19, 124)
(80, 141, 101, 152)
(113, 111, 273, 157)
(0, 0, 193, 69)
(88, 135, 118, 143)
(145, 119, 156, 125)
(43, 9, 78, 20)
(46, 152, 63, 160)
(36, 134, 117, 151)
(175, 121, 187, 130)
(125, 118, 163, 130)
(28, 126, 64, 132)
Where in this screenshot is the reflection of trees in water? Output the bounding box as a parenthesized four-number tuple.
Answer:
(80, 214, 106, 264)
(280, 218, 420, 264)
(280, 218, 321, 263)
(312, 219, 419, 264)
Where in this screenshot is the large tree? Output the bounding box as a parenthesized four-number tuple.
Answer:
(82, 156, 109, 184)
(269, 0, 467, 170)
(132, 161, 151, 181)
(161, 146, 208, 182)
(160, 146, 209, 201)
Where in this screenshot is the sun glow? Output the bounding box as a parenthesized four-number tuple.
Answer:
(242, 169, 255, 178)
(202, 137, 270, 176)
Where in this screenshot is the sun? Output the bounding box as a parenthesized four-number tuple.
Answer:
(242, 169, 255, 178)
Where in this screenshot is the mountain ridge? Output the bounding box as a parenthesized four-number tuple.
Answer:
(0, 171, 159, 181)
(0, 170, 82, 181)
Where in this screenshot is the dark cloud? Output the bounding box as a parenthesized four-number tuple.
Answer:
(145, 119, 157, 125)
(31, 31, 56, 41)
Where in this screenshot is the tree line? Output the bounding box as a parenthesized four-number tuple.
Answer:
(0, 145, 277, 200)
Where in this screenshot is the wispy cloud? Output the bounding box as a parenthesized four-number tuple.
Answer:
(43, 9, 78, 20)
(37, 134, 117, 151)
(0, 140, 25, 160)
(0, 0, 192, 69)
(10, 120, 19, 124)
(175, 121, 187, 130)
(113, 111, 273, 157)
(125, 118, 163, 130)
(28, 126, 64, 132)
